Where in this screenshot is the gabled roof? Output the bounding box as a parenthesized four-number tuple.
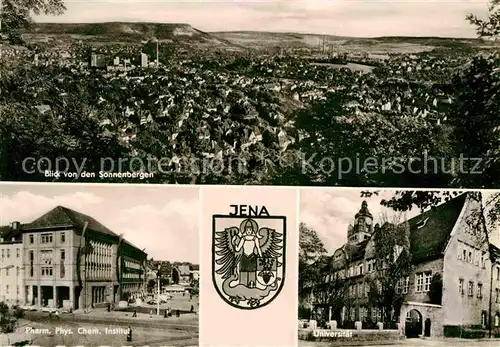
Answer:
(327, 193, 469, 271)
(490, 244, 500, 263)
(25, 206, 119, 238)
(407, 193, 468, 263)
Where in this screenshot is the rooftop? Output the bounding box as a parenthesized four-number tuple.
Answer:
(330, 193, 469, 266)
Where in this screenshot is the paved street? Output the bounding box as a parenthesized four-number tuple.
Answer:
(1, 310, 198, 347)
(298, 338, 500, 347)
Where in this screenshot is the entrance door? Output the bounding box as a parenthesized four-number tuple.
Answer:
(405, 309, 423, 338)
(424, 318, 431, 337)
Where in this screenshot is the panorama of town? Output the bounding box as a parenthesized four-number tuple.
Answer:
(1, 3, 499, 187)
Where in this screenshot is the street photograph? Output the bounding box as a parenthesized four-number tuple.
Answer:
(298, 188, 500, 346)
(0, 0, 499, 187)
(0, 183, 199, 346)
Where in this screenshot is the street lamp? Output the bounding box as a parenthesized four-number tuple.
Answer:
(157, 264, 160, 315)
(149, 37, 159, 68)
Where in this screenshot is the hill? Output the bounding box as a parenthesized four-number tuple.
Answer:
(29, 22, 237, 48)
(211, 31, 498, 53)
(25, 23, 499, 53)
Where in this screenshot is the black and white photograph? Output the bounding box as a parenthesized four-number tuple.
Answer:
(1, 0, 499, 187)
(0, 183, 199, 346)
(298, 189, 500, 346)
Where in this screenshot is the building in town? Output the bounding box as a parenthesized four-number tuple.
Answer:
(300, 193, 500, 337)
(1, 206, 147, 310)
(90, 54, 106, 69)
(0, 223, 24, 305)
(140, 53, 148, 68)
(172, 264, 191, 285)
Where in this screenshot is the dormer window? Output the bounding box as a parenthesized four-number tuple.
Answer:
(416, 217, 429, 229)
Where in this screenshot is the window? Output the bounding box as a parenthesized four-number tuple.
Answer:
(6, 249, 10, 258)
(459, 279, 464, 295)
(497, 267, 500, 281)
(61, 232, 65, 243)
(368, 261, 372, 272)
(481, 253, 485, 268)
(29, 251, 34, 277)
(16, 248, 20, 258)
(416, 272, 432, 293)
(5, 268, 9, 276)
(495, 288, 499, 303)
(6, 285, 9, 294)
(365, 282, 369, 297)
(16, 286, 19, 295)
(468, 281, 474, 297)
(29, 234, 34, 243)
(468, 251, 472, 263)
(41, 233, 53, 243)
(477, 283, 483, 299)
(41, 267, 53, 276)
(401, 276, 409, 294)
(61, 249, 65, 260)
(358, 283, 363, 297)
(416, 273, 424, 292)
(463, 249, 467, 261)
(16, 267, 19, 276)
(424, 272, 432, 292)
(359, 264, 363, 275)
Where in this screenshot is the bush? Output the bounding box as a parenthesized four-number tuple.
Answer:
(12, 305, 24, 319)
(443, 325, 488, 338)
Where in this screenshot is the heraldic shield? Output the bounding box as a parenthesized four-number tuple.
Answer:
(212, 215, 286, 310)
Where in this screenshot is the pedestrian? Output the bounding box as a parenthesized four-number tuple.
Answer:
(190, 305, 194, 313)
(150, 309, 153, 318)
(107, 303, 111, 312)
(55, 310, 60, 319)
(164, 309, 167, 318)
(132, 309, 137, 318)
(126, 326, 132, 342)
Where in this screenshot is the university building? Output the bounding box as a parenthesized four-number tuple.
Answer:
(0, 223, 24, 305)
(300, 193, 500, 337)
(0, 206, 147, 310)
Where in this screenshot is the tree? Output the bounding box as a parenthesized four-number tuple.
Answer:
(147, 279, 156, 293)
(368, 215, 412, 325)
(362, 190, 500, 236)
(0, 302, 20, 345)
(447, 54, 500, 188)
(466, 0, 500, 40)
(1, 0, 66, 39)
(299, 222, 327, 296)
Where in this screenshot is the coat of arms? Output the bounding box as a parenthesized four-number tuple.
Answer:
(212, 215, 286, 309)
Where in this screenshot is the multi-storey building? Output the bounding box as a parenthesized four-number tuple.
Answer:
(300, 193, 500, 337)
(0, 223, 24, 305)
(1, 205, 147, 310)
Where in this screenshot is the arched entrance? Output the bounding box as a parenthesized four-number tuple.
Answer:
(424, 318, 431, 337)
(405, 309, 423, 338)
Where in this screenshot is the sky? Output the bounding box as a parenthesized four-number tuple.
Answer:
(0, 184, 199, 263)
(33, 0, 491, 38)
(300, 189, 500, 255)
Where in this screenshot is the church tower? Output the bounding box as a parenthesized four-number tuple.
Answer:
(347, 201, 374, 244)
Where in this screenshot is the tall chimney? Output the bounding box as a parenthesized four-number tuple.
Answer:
(11, 221, 20, 230)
